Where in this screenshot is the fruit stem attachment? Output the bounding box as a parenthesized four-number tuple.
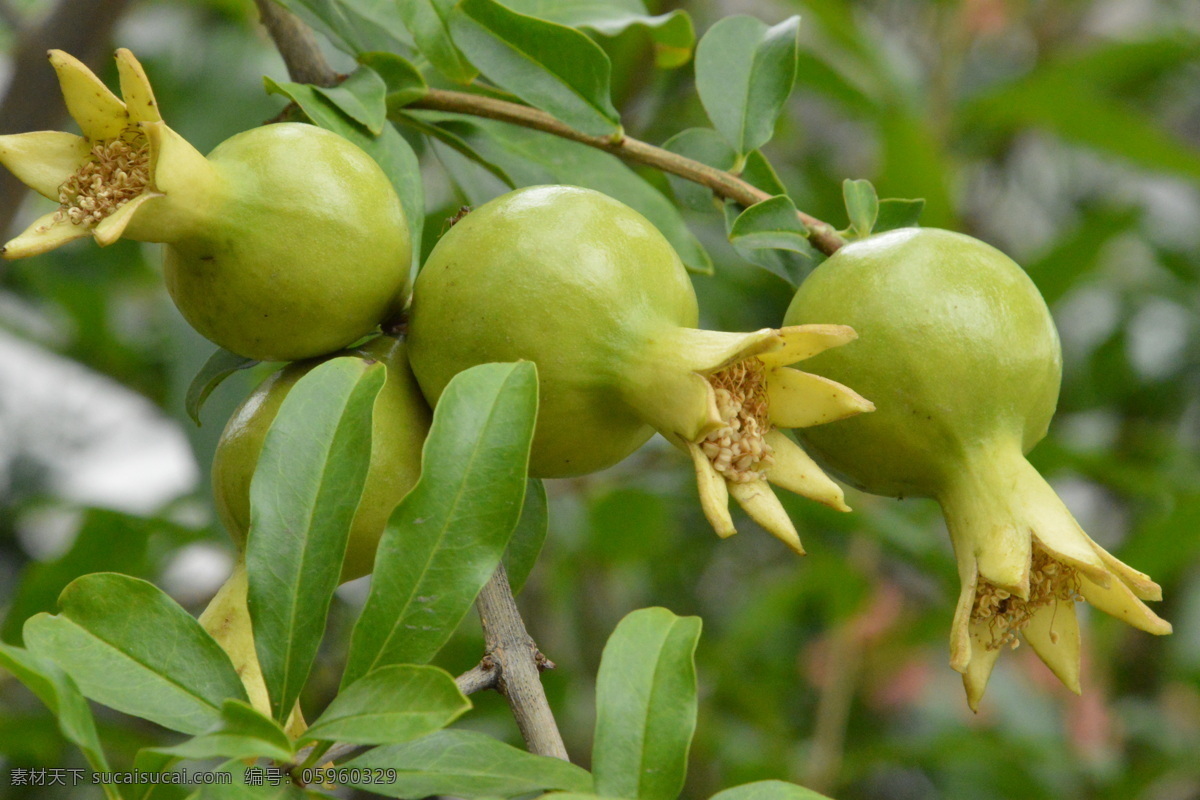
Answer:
(253, 0, 846, 256)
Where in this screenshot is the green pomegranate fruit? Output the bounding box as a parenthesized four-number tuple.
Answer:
(407, 185, 875, 553)
(0, 49, 410, 362)
(784, 227, 1170, 709)
(212, 334, 430, 582)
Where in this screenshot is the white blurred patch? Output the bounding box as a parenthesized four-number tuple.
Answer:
(1055, 286, 1121, 361)
(160, 543, 233, 606)
(1052, 475, 1128, 549)
(15, 506, 82, 561)
(1127, 297, 1192, 381)
(0, 330, 198, 515)
(335, 574, 373, 607)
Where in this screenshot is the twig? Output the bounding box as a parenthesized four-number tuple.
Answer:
(475, 563, 569, 760)
(251, 1, 845, 256)
(252, 0, 338, 87)
(456, 656, 499, 695)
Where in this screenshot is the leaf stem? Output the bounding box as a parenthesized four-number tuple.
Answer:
(253, 1, 845, 256)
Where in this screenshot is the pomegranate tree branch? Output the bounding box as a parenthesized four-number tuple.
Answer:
(252, 1, 845, 256)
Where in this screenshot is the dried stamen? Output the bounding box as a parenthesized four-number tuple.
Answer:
(55, 133, 149, 228)
(971, 543, 1082, 651)
(702, 358, 774, 483)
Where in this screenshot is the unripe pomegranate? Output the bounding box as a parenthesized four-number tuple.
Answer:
(0, 49, 410, 361)
(785, 227, 1170, 709)
(212, 334, 430, 582)
(407, 185, 874, 553)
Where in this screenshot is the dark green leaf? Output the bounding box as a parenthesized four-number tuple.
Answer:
(274, 0, 412, 57)
(151, 700, 295, 763)
(413, 113, 712, 273)
(186, 348, 259, 426)
(188, 760, 315, 799)
(450, 0, 621, 137)
(23, 573, 247, 735)
(358, 52, 429, 108)
(592, 608, 702, 800)
(873, 197, 925, 234)
(394, 111, 517, 188)
(695, 16, 801, 155)
(722, 201, 811, 285)
(313, 66, 388, 135)
(662, 128, 738, 211)
(729, 195, 811, 252)
(263, 78, 426, 273)
(842, 179, 878, 237)
(0, 643, 112, 781)
(398, 0, 478, 83)
(500, 0, 695, 69)
(341, 362, 538, 687)
(303, 665, 469, 745)
(1024, 206, 1140, 305)
(505, 478, 548, 595)
(246, 357, 386, 721)
(710, 780, 834, 800)
(344, 730, 592, 798)
(741, 150, 789, 196)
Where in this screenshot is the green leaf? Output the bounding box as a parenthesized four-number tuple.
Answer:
(23, 573, 247, 735)
(275, 0, 413, 57)
(728, 195, 811, 252)
(188, 760, 315, 799)
(500, 0, 695, 69)
(722, 201, 811, 286)
(695, 15, 800, 155)
(344, 730, 592, 798)
(505, 478, 548, 595)
(246, 357, 387, 721)
(741, 150, 788, 196)
(592, 608, 702, 800)
(394, 111, 517, 188)
(0, 643, 112, 782)
(412, 113, 712, 273)
(873, 197, 925, 234)
(1024, 206, 1141, 305)
(342, 362, 538, 687)
(398, 0, 478, 83)
(263, 79, 426, 273)
(151, 700, 295, 763)
(312, 66, 388, 135)
(358, 52, 429, 108)
(710, 780, 835, 800)
(842, 178, 878, 237)
(450, 0, 622, 137)
(186, 348, 259, 426)
(661, 128, 738, 211)
(303, 665, 469, 745)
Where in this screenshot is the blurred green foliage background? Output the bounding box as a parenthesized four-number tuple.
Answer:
(0, 0, 1198, 798)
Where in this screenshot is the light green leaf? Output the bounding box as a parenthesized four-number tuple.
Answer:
(358, 52, 429, 108)
(410, 113, 712, 273)
(450, 0, 622, 137)
(275, 0, 413, 56)
(592, 608, 702, 800)
(741, 150, 788, 196)
(344, 730, 592, 798)
(152, 700, 295, 763)
(729, 195, 811, 252)
(0, 643, 113, 789)
(505, 478, 548, 595)
(842, 179, 878, 237)
(263, 78, 426, 274)
(722, 201, 811, 285)
(662, 128, 738, 211)
(312, 66, 388, 135)
(341, 362, 538, 687)
(23, 573, 247, 735)
(394, 111, 517, 188)
(303, 665, 470, 745)
(695, 15, 800, 155)
(246, 357, 386, 722)
(710, 780, 835, 800)
(186, 348, 259, 426)
(873, 198, 925, 234)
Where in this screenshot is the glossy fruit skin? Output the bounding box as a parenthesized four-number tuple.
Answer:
(163, 124, 410, 362)
(212, 335, 430, 582)
(783, 227, 1062, 498)
(407, 185, 699, 478)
